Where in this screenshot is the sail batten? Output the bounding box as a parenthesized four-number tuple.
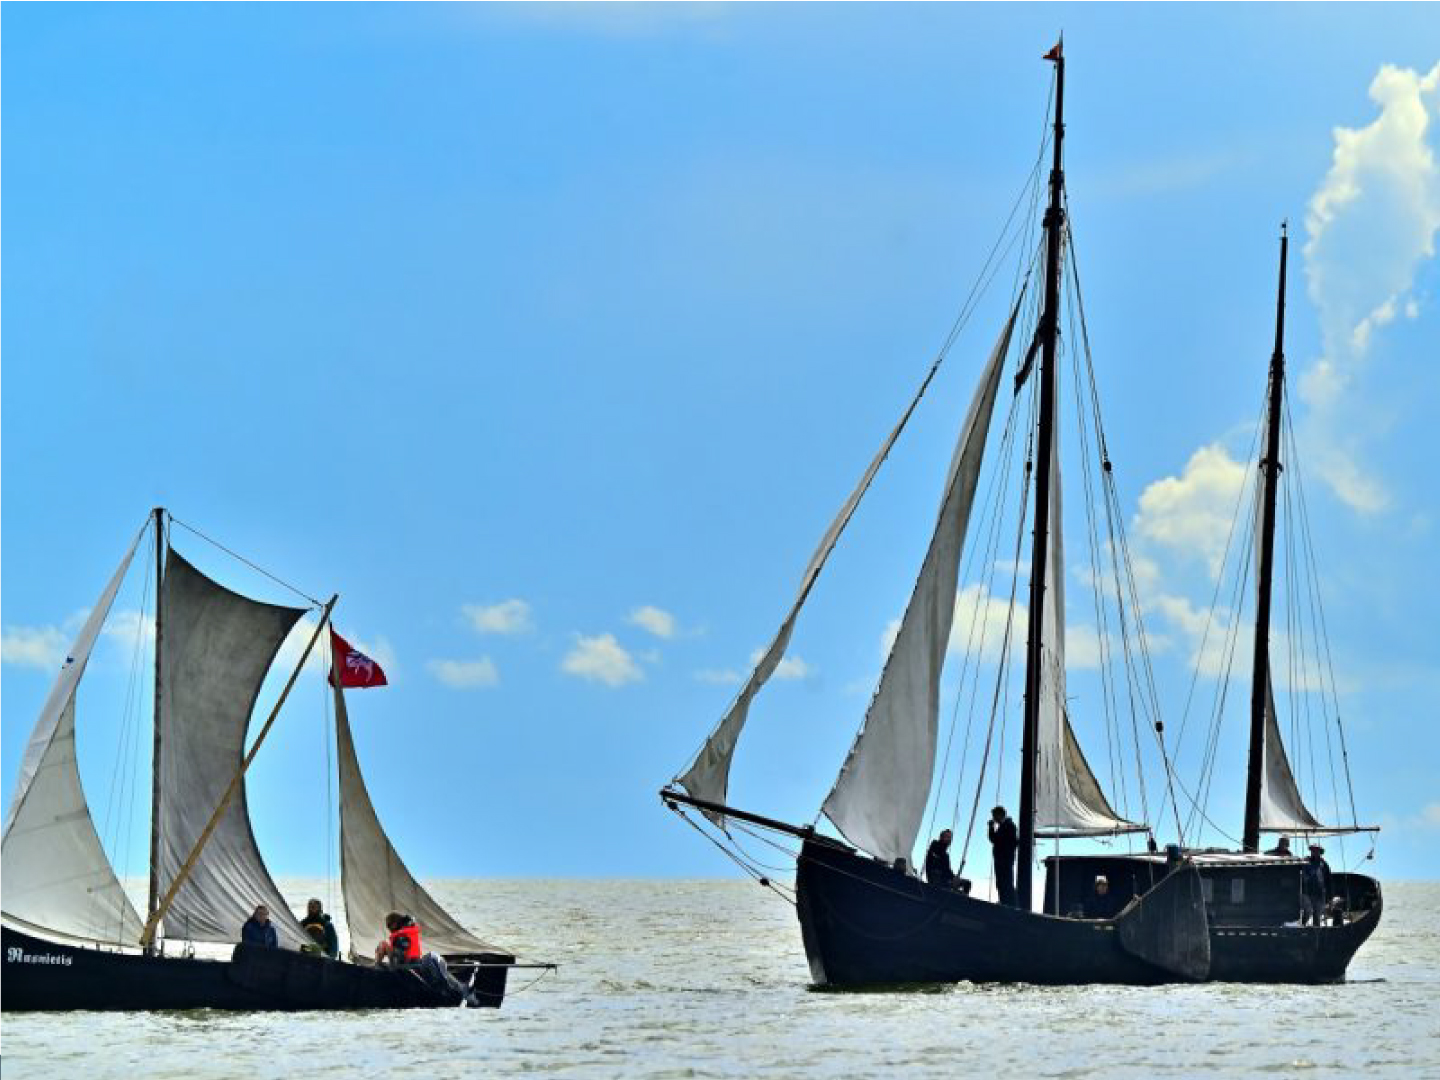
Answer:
(154, 549, 310, 947)
(820, 303, 1020, 863)
(2, 527, 147, 944)
(334, 677, 494, 956)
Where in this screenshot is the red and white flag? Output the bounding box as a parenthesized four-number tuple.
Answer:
(330, 629, 388, 689)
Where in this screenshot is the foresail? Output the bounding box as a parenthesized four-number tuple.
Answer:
(677, 326, 960, 817)
(1259, 679, 1324, 832)
(154, 549, 310, 947)
(334, 683, 493, 956)
(821, 303, 1019, 863)
(2, 528, 146, 943)
(1034, 436, 1142, 837)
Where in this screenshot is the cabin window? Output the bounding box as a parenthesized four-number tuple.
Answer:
(1230, 878, 1245, 903)
(1200, 878, 1214, 902)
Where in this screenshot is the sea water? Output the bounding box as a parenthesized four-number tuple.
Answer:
(3, 880, 1436, 1079)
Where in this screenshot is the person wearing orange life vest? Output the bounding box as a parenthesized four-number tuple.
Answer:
(374, 911, 422, 966)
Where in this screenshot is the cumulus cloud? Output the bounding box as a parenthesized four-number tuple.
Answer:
(427, 657, 499, 689)
(562, 632, 643, 687)
(1301, 61, 1440, 512)
(628, 605, 677, 639)
(746, 648, 813, 680)
(1134, 444, 1250, 579)
(694, 667, 744, 685)
(462, 599, 534, 635)
(1, 624, 69, 670)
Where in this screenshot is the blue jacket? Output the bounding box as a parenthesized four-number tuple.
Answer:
(241, 917, 279, 948)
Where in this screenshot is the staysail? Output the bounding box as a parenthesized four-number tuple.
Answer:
(677, 329, 963, 816)
(2, 528, 147, 943)
(820, 304, 1019, 863)
(334, 678, 494, 956)
(1033, 439, 1142, 836)
(154, 549, 310, 947)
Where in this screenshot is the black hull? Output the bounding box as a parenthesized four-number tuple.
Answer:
(2, 927, 512, 1012)
(795, 839, 1380, 987)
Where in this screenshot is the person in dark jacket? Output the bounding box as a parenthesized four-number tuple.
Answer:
(241, 904, 278, 948)
(925, 829, 956, 888)
(300, 898, 340, 959)
(1265, 836, 1292, 857)
(1300, 844, 1332, 926)
(988, 806, 1018, 907)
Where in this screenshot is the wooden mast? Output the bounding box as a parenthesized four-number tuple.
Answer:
(1243, 226, 1288, 853)
(146, 506, 165, 950)
(1017, 42, 1066, 911)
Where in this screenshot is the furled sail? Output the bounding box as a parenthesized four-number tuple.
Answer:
(821, 304, 1019, 863)
(1033, 440, 1142, 836)
(334, 680, 494, 956)
(2, 528, 146, 943)
(676, 323, 968, 816)
(154, 549, 310, 947)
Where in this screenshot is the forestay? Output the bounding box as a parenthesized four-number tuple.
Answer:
(821, 304, 1019, 863)
(154, 549, 310, 948)
(334, 681, 494, 956)
(1, 528, 146, 943)
(1034, 441, 1142, 837)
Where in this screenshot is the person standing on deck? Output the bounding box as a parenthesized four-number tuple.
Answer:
(1300, 845, 1332, 927)
(300, 898, 340, 959)
(925, 830, 957, 888)
(988, 806, 1018, 907)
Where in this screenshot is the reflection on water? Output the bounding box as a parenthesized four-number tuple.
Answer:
(4, 880, 1437, 1078)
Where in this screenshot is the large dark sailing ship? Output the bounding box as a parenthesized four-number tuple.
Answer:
(3, 509, 544, 1011)
(662, 45, 1380, 987)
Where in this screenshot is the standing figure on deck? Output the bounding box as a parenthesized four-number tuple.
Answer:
(375, 912, 422, 966)
(925, 829, 956, 888)
(988, 806, 1018, 907)
(300, 898, 340, 959)
(1300, 845, 1332, 927)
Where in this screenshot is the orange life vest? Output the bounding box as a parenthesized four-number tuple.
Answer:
(388, 922, 422, 962)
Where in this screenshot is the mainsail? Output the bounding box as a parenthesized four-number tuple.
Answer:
(334, 679, 494, 956)
(1033, 439, 1141, 836)
(820, 304, 1019, 863)
(2, 528, 146, 943)
(154, 549, 310, 947)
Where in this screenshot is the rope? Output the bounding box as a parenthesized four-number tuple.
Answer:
(168, 515, 325, 608)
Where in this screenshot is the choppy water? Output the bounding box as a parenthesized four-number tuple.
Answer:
(3, 880, 1437, 1078)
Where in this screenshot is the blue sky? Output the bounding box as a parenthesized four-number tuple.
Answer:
(3, 5, 1437, 885)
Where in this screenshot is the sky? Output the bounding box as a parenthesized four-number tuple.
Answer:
(3, 4, 1437, 889)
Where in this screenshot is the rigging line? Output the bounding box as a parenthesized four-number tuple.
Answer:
(167, 515, 325, 608)
(671, 808, 797, 908)
(1283, 398, 1361, 827)
(322, 634, 337, 918)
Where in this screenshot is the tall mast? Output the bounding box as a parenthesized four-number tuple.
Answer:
(1243, 227, 1288, 853)
(1017, 42, 1065, 911)
(146, 506, 165, 944)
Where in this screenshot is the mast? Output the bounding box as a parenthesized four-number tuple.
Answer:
(1017, 42, 1065, 910)
(146, 506, 165, 945)
(1243, 226, 1288, 853)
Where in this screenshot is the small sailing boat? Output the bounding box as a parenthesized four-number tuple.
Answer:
(661, 45, 1380, 987)
(3, 509, 543, 1011)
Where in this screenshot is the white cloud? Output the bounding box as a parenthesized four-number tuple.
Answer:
(462, 599, 534, 635)
(747, 648, 813, 680)
(628, 605, 677, 639)
(1301, 61, 1440, 512)
(427, 657, 499, 690)
(695, 668, 744, 686)
(102, 609, 155, 661)
(1, 624, 69, 670)
(1133, 444, 1249, 579)
(562, 633, 643, 688)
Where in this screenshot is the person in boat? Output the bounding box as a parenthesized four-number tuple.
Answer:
(925, 829, 957, 888)
(1265, 836, 1293, 857)
(1300, 845, 1332, 927)
(241, 904, 278, 948)
(375, 911, 423, 966)
(987, 806, 1018, 907)
(300, 898, 340, 959)
(1087, 875, 1114, 919)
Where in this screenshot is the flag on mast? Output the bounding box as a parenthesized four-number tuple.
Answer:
(330, 629, 388, 689)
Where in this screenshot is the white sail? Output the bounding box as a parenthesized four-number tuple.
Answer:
(154, 549, 311, 947)
(1033, 440, 1141, 836)
(820, 306, 1019, 863)
(335, 681, 495, 957)
(2, 528, 146, 943)
(677, 333, 960, 815)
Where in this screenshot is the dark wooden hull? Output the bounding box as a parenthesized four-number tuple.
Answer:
(1, 926, 512, 1012)
(795, 839, 1380, 987)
